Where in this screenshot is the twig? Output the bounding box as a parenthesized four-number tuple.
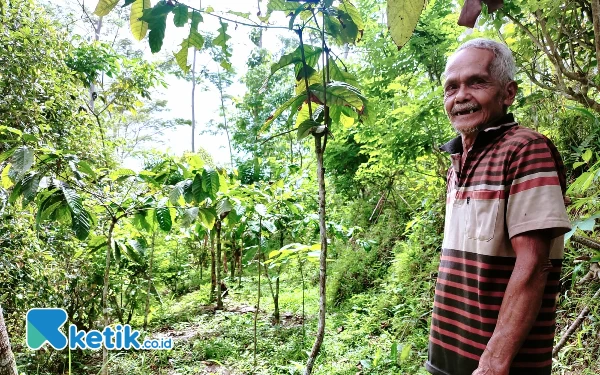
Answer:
(553, 287, 600, 356)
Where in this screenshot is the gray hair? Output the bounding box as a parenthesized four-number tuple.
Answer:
(446, 38, 516, 84)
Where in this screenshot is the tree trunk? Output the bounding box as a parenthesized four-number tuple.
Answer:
(216, 220, 223, 310)
(102, 218, 117, 375)
(143, 230, 157, 330)
(305, 137, 328, 375)
(238, 238, 243, 288)
(0, 306, 17, 375)
(210, 233, 216, 302)
(191, 46, 197, 152)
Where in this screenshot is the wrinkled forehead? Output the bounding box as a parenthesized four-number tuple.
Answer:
(443, 48, 495, 82)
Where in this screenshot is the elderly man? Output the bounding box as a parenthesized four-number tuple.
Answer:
(426, 38, 571, 375)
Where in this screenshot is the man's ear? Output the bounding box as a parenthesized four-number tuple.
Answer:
(503, 81, 518, 106)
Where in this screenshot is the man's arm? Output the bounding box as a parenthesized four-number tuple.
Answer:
(472, 230, 552, 375)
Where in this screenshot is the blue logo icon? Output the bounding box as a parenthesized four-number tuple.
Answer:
(26, 308, 68, 350)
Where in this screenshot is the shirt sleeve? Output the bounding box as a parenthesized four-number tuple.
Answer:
(505, 136, 571, 239)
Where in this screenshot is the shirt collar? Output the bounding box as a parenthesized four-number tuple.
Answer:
(439, 113, 517, 154)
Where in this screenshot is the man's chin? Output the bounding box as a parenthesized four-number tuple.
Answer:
(452, 123, 480, 135)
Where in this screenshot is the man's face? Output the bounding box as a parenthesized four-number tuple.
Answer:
(443, 48, 516, 135)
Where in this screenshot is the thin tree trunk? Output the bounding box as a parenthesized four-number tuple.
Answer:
(591, 0, 600, 73)
(217, 67, 234, 168)
(191, 46, 197, 152)
(102, 218, 117, 375)
(238, 238, 243, 288)
(216, 220, 223, 310)
(143, 230, 157, 330)
(303, 15, 330, 372)
(253, 218, 262, 368)
(210, 233, 216, 302)
(0, 306, 17, 375)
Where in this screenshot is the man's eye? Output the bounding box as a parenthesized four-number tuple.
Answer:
(444, 86, 457, 95)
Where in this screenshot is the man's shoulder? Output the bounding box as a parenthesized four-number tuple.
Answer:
(501, 125, 556, 149)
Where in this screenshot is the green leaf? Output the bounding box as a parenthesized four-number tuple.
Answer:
(582, 149, 593, 163)
(262, 93, 308, 132)
(202, 169, 220, 197)
(0, 147, 16, 164)
(148, 17, 167, 53)
(181, 207, 199, 227)
(130, 0, 150, 41)
(94, 0, 120, 16)
(11, 146, 34, 179)
(188, 30, 204, 49)
(60, 183, 91, 240)
(269, 45, 322, 82)
(174, 40, 191, 73)
(297, 119, 319, 140)
(155, 199, 172, 232)
(198, 207, 217, 230)
(109, 168, 136, 181)
(228, 10, 251, 19)
(191, 11, 203, 30)
(77, 161, 97, 180)
(213, 21, 231, 54)
(140, 1, 172, 53)
(400, 342, 412, 362)
(339, 1, 364, 33)
(216, 199, 233, 217)
(20, 172, 40, 207)
(329, 57, 359, 87)
(386, 0, 425, 49)
(173, 4, 189, 27)
(310, 81, 367, 110)
(192, 173, 205, 202)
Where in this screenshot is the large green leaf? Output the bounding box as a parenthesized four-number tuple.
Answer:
(192, 173, 205, 203)
(202, 169, 220, 198)
(155, 198, 172, 232)
(174, 40, 191, 73)
(94, 0, 120, 16)
(60, 183, 91, 240)
(339, 1, 364, 33)
(328, 57, 360, 88)
(268, 45, 322, 83)
(386, 0, 425, 49)
(213, 21, 231, 56)
(262, 93, 308, 132)
(20, 172, 40, 207)
(130, 0, 150, 41)
(188, 30, 204, 50)
(139, 1, 172, 53)
(297, 119, 320, 140)
(11, 146, 34, 179)
(181, 207, 199, 227)
(309, 81, 367, 110)
(173, 4, 188, 27)
(198, 207, 217, 230)
(216, 199, 233, 217)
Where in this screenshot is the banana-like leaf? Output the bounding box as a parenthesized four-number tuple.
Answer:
(130, 0, 150, 41)
(386, 0, 425, 49)
(94, 0, 119, 16)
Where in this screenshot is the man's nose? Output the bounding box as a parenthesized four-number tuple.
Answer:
(454, 84, 470, 102)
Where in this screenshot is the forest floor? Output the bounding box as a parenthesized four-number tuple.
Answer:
(105, 271, 431, 375)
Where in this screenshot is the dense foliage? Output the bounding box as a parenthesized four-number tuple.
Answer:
(0, 0, 599, 374)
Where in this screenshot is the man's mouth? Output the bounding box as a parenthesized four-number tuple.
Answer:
(453, 107, 479, 116)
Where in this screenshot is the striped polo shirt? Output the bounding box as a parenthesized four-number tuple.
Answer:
(426, 114, 571, 375)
